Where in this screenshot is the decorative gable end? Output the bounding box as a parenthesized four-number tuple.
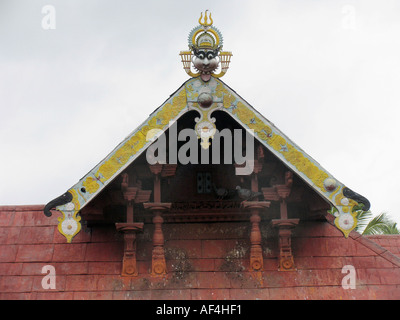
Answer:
(44, 10, 369, 247)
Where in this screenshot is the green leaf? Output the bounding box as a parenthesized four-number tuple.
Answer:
(362, 212, 400, 235)
(354, 210, 372, 234)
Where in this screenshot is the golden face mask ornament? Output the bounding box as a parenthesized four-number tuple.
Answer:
(180, 10, 232, 82)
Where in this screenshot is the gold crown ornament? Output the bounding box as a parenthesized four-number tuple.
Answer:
(180, 10, 232, 81)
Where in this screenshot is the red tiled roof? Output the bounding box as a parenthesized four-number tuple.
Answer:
(1, 205, 399, 300)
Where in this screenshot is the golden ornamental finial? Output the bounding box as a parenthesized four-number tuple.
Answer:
(199, 10, 213, 27)
(179, 11, 232, 81)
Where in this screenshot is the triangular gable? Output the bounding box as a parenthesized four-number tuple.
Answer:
(45, 76, 369, 242)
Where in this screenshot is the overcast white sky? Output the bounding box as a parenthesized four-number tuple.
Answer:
(1, 0, 400, 225)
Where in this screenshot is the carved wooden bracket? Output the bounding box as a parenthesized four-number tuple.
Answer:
(144, 203, 171, 277)
(262, 171, 293, 202)
(149, 164, 178, 178)
(121, 173, 152, 204)
(242, 201, 270, 272)
(271, 219, 299, 271)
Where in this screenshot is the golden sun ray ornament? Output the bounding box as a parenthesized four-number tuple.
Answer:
(180, 10, 232, 82)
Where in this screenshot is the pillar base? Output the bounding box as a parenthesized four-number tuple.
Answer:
(271, 219, 299, 271)
(242, 201, 270, 272)
(143, 203, 171, 277)
(115, 222, 144, 277)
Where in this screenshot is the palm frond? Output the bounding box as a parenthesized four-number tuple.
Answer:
(362, 212, 400, 235)
(354, 210, 372, 234)
(381, 221, 400, 235)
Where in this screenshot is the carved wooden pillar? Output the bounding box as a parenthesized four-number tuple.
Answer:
(115, 222, 143, 276)
(242, 201, 270, 272)
(116, 173, 151, 277)
(240, 155, 268, 272)
(147, 164, 175, 277)
(144, 203, 171, 276)
(250, 209, 262, 271)
(153, 211, 165, 275)
(262, 171, 299, 271)
(116, 193, 143, 277)
(271, 219, 299, 271)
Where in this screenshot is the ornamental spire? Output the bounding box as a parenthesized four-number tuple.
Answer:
(180, 11, 232, 82)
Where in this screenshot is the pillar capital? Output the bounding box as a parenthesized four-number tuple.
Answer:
(143, 203, 172, 211)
